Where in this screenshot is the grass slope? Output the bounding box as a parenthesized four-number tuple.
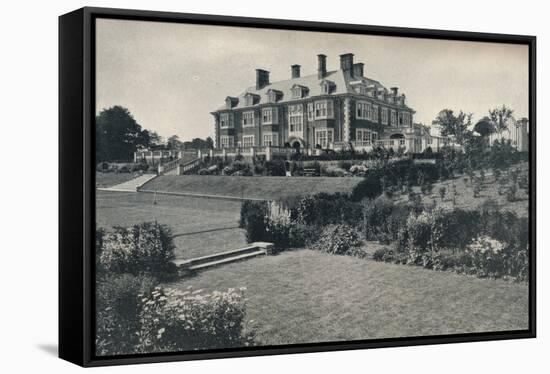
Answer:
(96, 172, 142, 188)
(167, 249, 528, 345)
(395, 162, 529, 217)
(96, 191, 247, 259)
(141, 175, 363, 200)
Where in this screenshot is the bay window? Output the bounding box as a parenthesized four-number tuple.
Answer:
(242, 135, 255, 147)
(242, 111, 255, 127)
(220, 136, 234, 148)
(315, 129, 334, 149)
(263, 133, 279, 146)
(288, 104, 303, 133)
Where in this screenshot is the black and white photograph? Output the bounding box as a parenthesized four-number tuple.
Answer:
(4, 0, 550, 372)
(92, 14, 533, 358)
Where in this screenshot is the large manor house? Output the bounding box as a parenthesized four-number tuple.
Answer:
(211, 53, 444, 154)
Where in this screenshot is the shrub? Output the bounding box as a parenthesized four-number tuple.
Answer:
(323, 166, 347, 177)
(351, 174, 383, 201)
(197, 168, 211, 175)
(96, 282, 255, 356)
(98, 222, 177, 280)
(96, 273, 157, 356)
(518, 174, 529, 190)
(312, 224, 361, 255)
(338, 160, 353, 171)
(264, 159, 286, 176)
(507, 183, 518, 202)
(239, 201, 269, 242)
(438, 186, 446, 200)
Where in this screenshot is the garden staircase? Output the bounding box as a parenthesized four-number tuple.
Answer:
(97, 173, 158, 192)
(174, 242, 273, 271)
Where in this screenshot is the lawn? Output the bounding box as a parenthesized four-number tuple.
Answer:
(166, 249, 528, 345)
(140, 175, 363, 200)
(96, 172, 144, 188)
(96, 191, 247, 259)
(395, 162, 529, 217)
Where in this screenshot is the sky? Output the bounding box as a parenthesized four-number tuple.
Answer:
(96, 18, 529, 141)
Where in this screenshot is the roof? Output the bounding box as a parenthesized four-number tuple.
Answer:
(216, 70, 395, 111)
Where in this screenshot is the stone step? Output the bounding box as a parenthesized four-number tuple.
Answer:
(187, 250, 266, 271)
(175, 244, 263, 267)
(174, 241, 273, 271)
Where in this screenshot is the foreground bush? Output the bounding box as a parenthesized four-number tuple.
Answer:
(96, 278, 255, 356)
(97, 222, 177, 279)
(96, 273, 157, 356)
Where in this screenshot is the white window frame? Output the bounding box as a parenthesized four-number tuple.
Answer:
(390, 110, 397, 126)
(371, 132, 378, 142)
(356, 129, 371, 145)
(263, 133, 279, 147)
(307, 102, 314, 121)
(372, 105, 379, 123)
(399, 138, 406, 146)
(242, 135, 255, 148)
(220, 136, 234, 148)
(288, 104, 303, 133)
(381, 107, 389, 125)
(242, 111, 255, 128)
(356, 101, 372, 120)
(315, 129, 334, 149)
(220, 113, 232, 128)
(262, 107, 278, 125)
(314, 100, 334, 119)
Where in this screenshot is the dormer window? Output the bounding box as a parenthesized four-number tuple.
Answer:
(225, 96, 238, 109)
(291, 84, 308, 99)
(320, 80, 335, 95)
(267, 89, 282, 103)
(244, 93, 260, 106)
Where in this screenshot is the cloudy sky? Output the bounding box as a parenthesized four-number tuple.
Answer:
(96, 18, 529, 141)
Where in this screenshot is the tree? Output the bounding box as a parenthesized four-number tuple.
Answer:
(167, 135, 183, 150)
(96, 106, 149, 162)
(432, 109, 472, 146)
(489, 105, 514, 140)
(473, 116, 495, 137)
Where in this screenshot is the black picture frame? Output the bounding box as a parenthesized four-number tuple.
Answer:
(59, 6, 537, 367)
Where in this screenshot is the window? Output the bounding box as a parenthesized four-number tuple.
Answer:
(262, 107, 278, 124)
(356, 129, 371, 145)
(292, 85, 307, 99)
(381, 107, 388, 125)
(315, 129, 334, 148)
(220, 136, 234, 148)
(399, 139, 406, 146)
(242, 135, 255, 147)
(263, 133, 279, 146)
(371, 132, 378, 142)
(372, 105, 379, 123)
(399, 112, 411, 127)
(307, 102, 314, 121)
(356, 101, 372, 120)
(314, 100, 334, 119)
(267, 89, 281, 103)
(288, 104, 303, 133)
(220, 113, 233, 128)
(242, 111, 255, 127)
(390, 110, 397, 126)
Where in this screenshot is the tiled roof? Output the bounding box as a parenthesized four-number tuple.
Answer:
(216, 70, 389, 111)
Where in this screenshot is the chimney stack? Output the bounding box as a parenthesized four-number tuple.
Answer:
(317, 54, 327, 79)
(339, 53, 354, 76)
(255, 69, 270, 90)
(353, 63, 364, 78)
(291, 64, 301, 79)
(391, 87, 399, 96)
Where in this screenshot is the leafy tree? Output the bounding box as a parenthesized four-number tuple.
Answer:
(473, 116, 495, 137)
(489, 105, 514, 140)
(147, 131, 164, 148)
(96, 106, 150, 162)
(432, 109, 472, 146)
(167, 135, 183, 150)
